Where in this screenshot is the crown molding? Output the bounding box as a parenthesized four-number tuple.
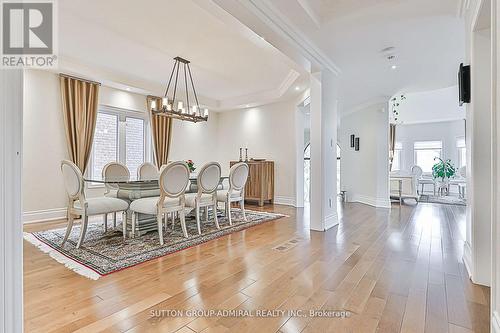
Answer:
(296, 0, 322, 29)
(238, 0, 341, 76)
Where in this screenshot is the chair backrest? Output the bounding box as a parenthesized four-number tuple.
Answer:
(102, 162, 130, 191)
(138, 162, 159, 180)
(197, 162, 221, 194)
(459, 166, 466, 178)
(229, 162, 249, 193)
(411, 165, 423, 179)
(159, 161, 189, 198)
(60, 160, 84, 201)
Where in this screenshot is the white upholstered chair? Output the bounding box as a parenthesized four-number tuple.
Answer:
(138, 162, 159, 180)
(102, 162, 130, 230)
(129, 161, 190, 244)
(60, 160, 129, 248)
(217, 162, 249, 225)
(185, 162, 221, 235)
(412, 165, 434, 194)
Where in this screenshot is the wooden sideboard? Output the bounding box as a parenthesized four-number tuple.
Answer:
(230, 160, 274, 206)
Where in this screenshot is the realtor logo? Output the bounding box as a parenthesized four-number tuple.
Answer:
(1, 0, 57, 68)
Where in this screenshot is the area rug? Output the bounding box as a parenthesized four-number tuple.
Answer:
(24, 209, 285, 280)
(419, 194, 466, 206)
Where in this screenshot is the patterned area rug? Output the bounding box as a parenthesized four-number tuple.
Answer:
(24, 209, 285, 280)
(419, 194, 466, 206)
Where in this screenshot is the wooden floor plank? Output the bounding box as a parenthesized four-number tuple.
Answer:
(23, 203, 490, 333)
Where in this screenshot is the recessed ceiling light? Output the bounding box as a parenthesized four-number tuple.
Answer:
(125, 87, 131, 91)
(295, 86, 300, 91)
(245, 104, 250, 108)
(391, 65, 397, 70)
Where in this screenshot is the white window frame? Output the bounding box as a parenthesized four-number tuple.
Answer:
(457, 136, 466, 168)
(87, 105, 152, 186)
(392, 142, 403, 171)
(413, 140, 443, 174)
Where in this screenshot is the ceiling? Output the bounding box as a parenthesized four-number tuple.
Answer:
(57, 0, 307, 110)
(215, 0, 466, 112)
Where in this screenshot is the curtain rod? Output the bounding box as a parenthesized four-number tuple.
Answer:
(59, 73, 101, 86)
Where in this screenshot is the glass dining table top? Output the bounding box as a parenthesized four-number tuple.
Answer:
(83, 176, 229, 190)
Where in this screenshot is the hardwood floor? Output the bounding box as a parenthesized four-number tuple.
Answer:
(23, 202, 490, 333)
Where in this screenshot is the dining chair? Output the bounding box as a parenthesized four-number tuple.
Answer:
(129, 161, 190, 244)
(60, 160, 129, 248)
(102, 162, 130, 230)
(185, 162, 221, 234)
(137, 162, 159, 180)
(217, 162, 249, 225)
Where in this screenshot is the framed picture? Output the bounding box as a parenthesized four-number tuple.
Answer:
(355, 137, 360, 151)
(350, 134, 355, 148)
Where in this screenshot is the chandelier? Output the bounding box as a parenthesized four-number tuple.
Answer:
(150, 56, 208, 122)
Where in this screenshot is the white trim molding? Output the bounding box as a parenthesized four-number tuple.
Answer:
(493, 311, 500, 333)
(237, 0, 341, 75)
(0, 69, 24, 333)
(23, 208, 67, 224)
(274, 196, 296, 207)
(350, 194, 392, 209)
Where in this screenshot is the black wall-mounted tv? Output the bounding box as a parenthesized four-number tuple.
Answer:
(458, 63, 471, 106)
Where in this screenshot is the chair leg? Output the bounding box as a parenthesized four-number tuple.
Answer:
(213, 201, 220, 229)
(224, 202, 228, 217)
(195, 204, 202, 235)
(122, 211, 127, 240)
(241, 199, 247, 222)
(132, 212, 137, 238)
(76, 214, 88, 249)
(171, 212, 175, 229)
(157, 214, 164, 246)
(227, 200, 232, 226)
(205, 206, 209, 221)
(180, 209, 188, 238)
(104, 213, 108, 232)
(113, 212, 117, 228)
(62, 210, 75, 246)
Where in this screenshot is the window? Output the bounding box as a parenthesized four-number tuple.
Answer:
(91, 113, 118, 181)
(391, 142, 403, 171)
(457, 137, 466, 168)
(89, 107, 150, 181)
(414, 141, 442, 173)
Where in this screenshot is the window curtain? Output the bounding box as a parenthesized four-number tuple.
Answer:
(147, 96, 173, 167)
(389, 124, 396, 170)
(59, 74, 100, 172)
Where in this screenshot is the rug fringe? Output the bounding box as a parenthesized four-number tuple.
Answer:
(23, 233, 101, 280)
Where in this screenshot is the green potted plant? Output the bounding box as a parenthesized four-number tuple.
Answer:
(186, 159, 196, 173)
(432, 157, 456, 195)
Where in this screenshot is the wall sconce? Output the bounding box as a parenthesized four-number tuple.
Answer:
(355, 137, 360, 151)
(350, 134, 355, 148)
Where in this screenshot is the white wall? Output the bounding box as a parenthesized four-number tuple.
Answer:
(23, 70, 299, 221)
(339, 103, 390, 208)
(217, 100, 298, 206)
(395, 120, 465, 173)
(395, 85, 466, 124)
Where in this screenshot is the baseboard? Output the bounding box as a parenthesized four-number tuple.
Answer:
(324, 212, 339, 230)
(463, 241, 473, 279)
(274, 196, 296, 207)
(493, 311, 500, 333)
(23, 207, 67, 224)
(350, 194, 391, 209)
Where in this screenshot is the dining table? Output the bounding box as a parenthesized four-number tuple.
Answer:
(83, 176, 228, 236)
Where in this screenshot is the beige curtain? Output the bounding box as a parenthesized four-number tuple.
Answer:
(389, 124, 396, 171)
(60, 75, 100, 172)
(147, 96, 173, 167)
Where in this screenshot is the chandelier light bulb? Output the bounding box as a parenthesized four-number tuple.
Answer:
(204, 108, 208, 117)
(151, 100, 156, 110)
(177, 101, 183, 112)
(192, 105, 198, 115)
(162, 97, 168, 108)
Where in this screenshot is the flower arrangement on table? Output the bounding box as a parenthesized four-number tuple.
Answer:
(186, 160, 196, 173)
